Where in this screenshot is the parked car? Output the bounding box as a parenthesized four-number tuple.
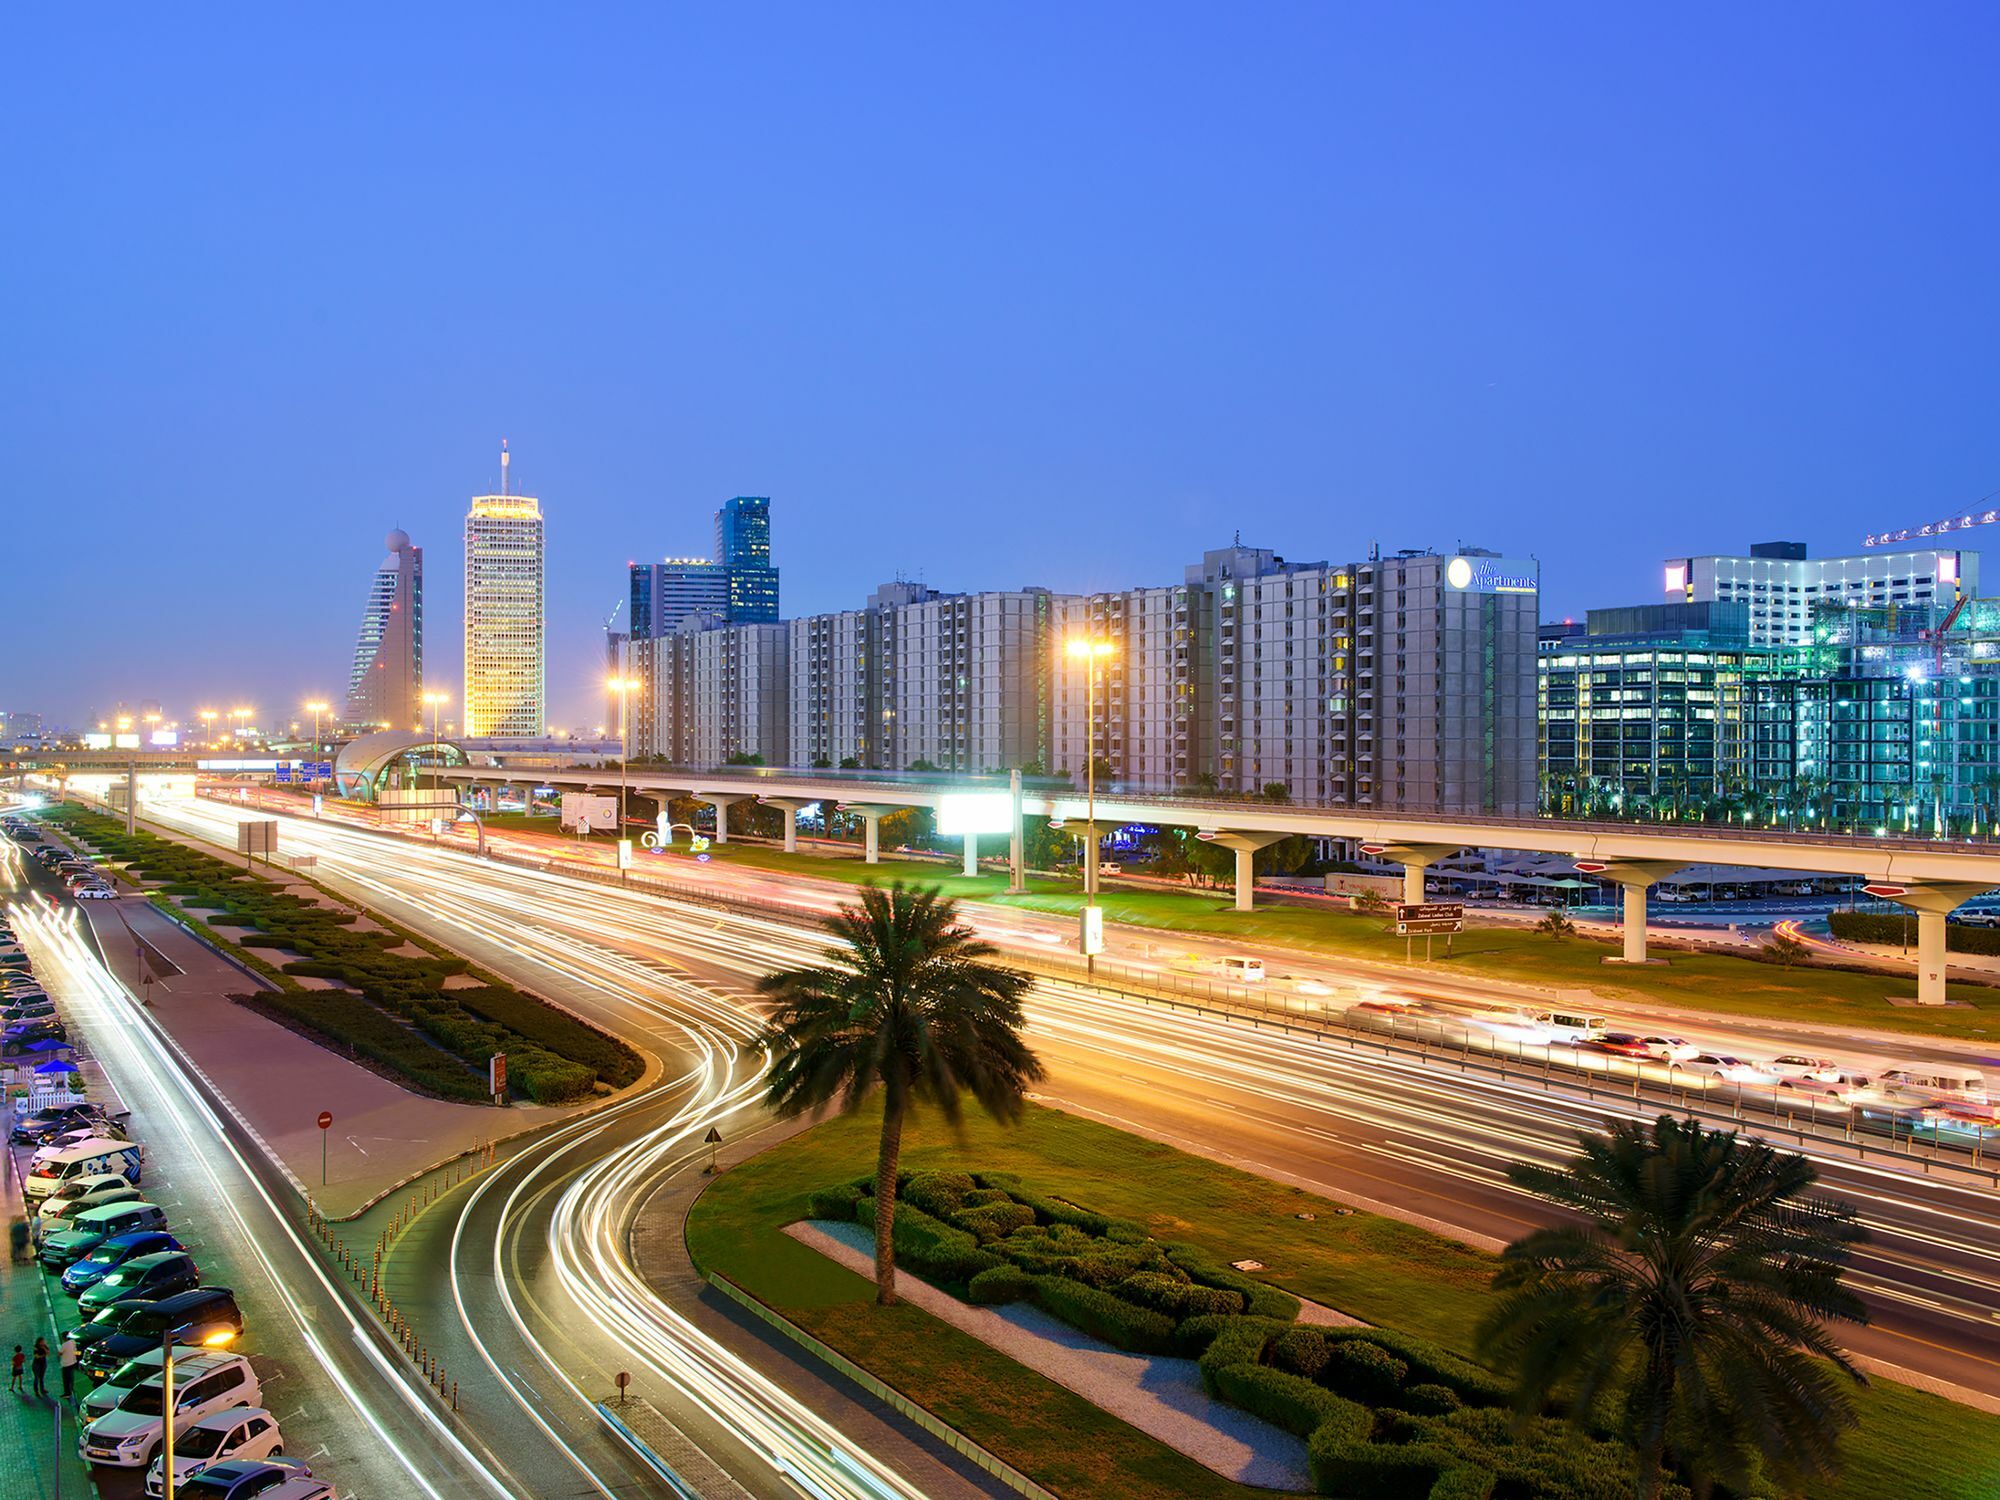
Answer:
(145, 1411, 290, 1497)
(41, 1203, 170, 1270)
(75, 883, 118, 900)
(62, 1230, 185, 1293)
(178, 1458, 317, 1500)
(254, 1478, 337, 1500)
(79, 1251, 201, 1315)
(39, 1176, 144, 1228)
(11, 1103, 110, 1145)
(82, 1348, 181, 1421)
(83, 1288, 245, 1386)
(79, 1353, 261, 1468)
(25, 1137, 143, 1202)
(3, 1019, 68, 1055)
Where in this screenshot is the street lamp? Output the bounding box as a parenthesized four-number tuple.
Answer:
(161, 1325, 237, 1499)
(607, 675, 641, 878)
(228, 707, 252, 742)
(303, 701, 330, 814)
(1065, 637, 1117, 973)
(198, 710, 217, 746)
(422, 691, 449, 840)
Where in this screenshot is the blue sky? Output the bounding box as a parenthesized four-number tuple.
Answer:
(6, 4, 2000, 727)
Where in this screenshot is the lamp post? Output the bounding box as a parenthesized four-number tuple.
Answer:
(161, 1326, 236, 1500)
(228, 707, 252, 743)
(1065, 637, 1116, 974)
(422, 691, 449, 841)
(607, 676, 641, 879)
(198, 710, 217, 747)
(303, 700, 330, 814)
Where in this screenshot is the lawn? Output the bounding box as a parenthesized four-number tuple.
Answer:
(689, 1101, 2000, 1500)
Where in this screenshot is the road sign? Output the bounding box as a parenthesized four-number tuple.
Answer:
(1573, 861, 1609, 874)
(703, 1126, 722, 1145)
(615, 1371, 631, 1403)
(1861, 884, 1908, 899)
(317, 1111, 333, 1130)
(489, 1053, 507, 1100)
(317, 1111, 333, 1186)
(237, 820, 277, 857)
(1395, 901, 1463, 937)
(1359, 841, 1388, 856)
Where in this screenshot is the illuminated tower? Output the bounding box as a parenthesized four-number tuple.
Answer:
(344, 528, 425, 728)
(463, 441, 546, 738)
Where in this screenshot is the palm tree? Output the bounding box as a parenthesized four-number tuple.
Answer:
(1478, 1116, 1868, 1499)
(757, 883, 1042, 1305)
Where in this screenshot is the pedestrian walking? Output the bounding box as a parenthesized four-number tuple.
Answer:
(9, 1217, 27, 1263)
(57, 1335, 77, 1401)
(29, 1338, 46, 1397)
(7, 1345, 21, 1393)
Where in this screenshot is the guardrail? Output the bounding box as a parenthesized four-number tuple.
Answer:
(706, 1272, 1062, 1500)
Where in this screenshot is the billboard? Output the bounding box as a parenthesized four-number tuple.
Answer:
(936, 791, 1013, 836)
(1444, 556, 1538, 595)
(560, 792, 619, 832)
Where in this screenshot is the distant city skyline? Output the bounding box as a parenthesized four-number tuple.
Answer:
(9, 8, 2000, 725)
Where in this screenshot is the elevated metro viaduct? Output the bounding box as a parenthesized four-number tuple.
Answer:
(11, 750, 1996, 1005)
(434, 763, 2000, 1007)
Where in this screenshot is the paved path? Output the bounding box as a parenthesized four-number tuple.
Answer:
(78, 893, 566, 1217)
(787, 1220, 1313, 1491)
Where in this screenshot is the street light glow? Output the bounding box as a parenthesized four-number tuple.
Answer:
(1065, 637, 1116, 660)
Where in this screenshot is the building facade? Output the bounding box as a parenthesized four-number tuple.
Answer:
(631, 619, 790, 766)
(463, 452, 546, 739)
(344, 528, 424, 730)
(716, 496, 780, 622)
(1664, 540, 1979, 647)
(630, 558, 729, 639)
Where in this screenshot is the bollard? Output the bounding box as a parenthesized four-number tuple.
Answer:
(452, 1380, 458, 1412)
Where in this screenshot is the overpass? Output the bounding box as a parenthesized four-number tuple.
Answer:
(439, 763, 2000, 1005)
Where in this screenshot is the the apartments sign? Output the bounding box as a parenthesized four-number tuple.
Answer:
(1445, 556, 1538, 594)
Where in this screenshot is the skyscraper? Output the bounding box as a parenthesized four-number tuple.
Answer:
(344, 528, 424, 729)
(715, 495, 780, 621)
(464, 443, 546, 739)
(629, 558, 729, 637)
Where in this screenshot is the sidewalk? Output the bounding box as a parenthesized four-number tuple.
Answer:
(0, 1115, 98, 1500)
(80, 894, 569, 1217)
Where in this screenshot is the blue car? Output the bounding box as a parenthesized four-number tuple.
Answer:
(62, 1231, 184, 1295)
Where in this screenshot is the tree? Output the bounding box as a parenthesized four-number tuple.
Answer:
(1260, 781, 1291, 803)
(756, 884, 1042, 1305)
(810, 755, 833, 769)
(839, 756, 862, 770)
(1478, 1116, 1868, 1500)
(1536, 910, 1576, 941)
(724, 750, 765, 767)
(908, 758, 941, 773)
(1763, 928, 1810, 967)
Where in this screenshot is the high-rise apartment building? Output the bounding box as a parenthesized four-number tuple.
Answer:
(715, 495, 780, 622)
(344, 528, 424, 729)
(631, 619, 790, 766)
(463, 445, 546, 739)
(630, 558, 730, 638)
(1663, 540, 1979, 647)
(1054, 545, 1539, 814)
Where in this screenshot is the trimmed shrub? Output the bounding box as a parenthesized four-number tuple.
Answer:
(1319, 1329, 1511, 1408)
(901, 1171, 976, 1220)
(512, 1052, 597, 1103)
(1399, 1383, 1463, 1416)
(1267, 1325, 1331, 1380)
(1425, 1464, 1497, 1500)
(1832, 909, 2000, 955)
(1324, 1339, 1409, 1404)
(966, 1264, 1034, 1305)
(954, 1200, 1037, 1243)
(808, 1185, 865, 1221)
(1163, 1241, 1301, 1321)
(1114, 1271, 1246, 1319)
(855, 1199, 1001, 1286)
(1212, 1361, 1371, 1442)
(1030, 1276, 1177, 1355)
(1196, 1316, 1278, 1393)
(1308, 1433, 1456, 1500)
(959, 1186, 1010, 1210)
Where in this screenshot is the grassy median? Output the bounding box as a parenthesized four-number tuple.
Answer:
(688, 1101, 1999, 1500)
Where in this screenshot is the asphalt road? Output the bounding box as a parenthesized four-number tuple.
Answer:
(140, 793, 2000, 1414)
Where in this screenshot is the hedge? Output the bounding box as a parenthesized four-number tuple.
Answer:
(808, 1185, 865, 1221)
(249, 990, 487, 1100)
(1319, 1328, 1512, 1408)
(1029, 1275, 1178, 1355)
(854, 1198, 1001, 1287)
(1268, 1325, 1332, 1379)
(1163, 1241, 1302, 1321)
(1830, 908, 2000, 954)
(1308, 1434, 1461, 1500)
(901, 1171, 976, 1219)
(956, 1200, 1037, 1243)
(966, 1264, 1035, 1304)
(1211, 1361, 1371, 1443)
(1425, 1465, 1499, 1500)
(1114, 1270, 1245, 1319)
(1324, 1339, 1409, 1404)
(1196, 1316, 1280, 1392)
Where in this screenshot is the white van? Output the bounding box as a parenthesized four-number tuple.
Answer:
(25, 1138, 143, 1201)
(1876, 1066, 1987, 1107)
(1219, 956, 1266, 983)
(1532, 1010, 1610, 1043)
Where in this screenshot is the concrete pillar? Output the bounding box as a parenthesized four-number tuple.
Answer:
(125, 764, 137, 833)
(1621, 884, 1648, 965)
(963, 831, 978, 878)
(1008, 768, 1026, 894)
(1402, 862, 1426, 905)
(1917, 909, 1948, 1007)
(696, 794, 750, 842)
(782, 805, 798, 853)
(864, 814, 880, 863)
(1372, 843, 1459, 910)
(1205, 830, 1287, 912)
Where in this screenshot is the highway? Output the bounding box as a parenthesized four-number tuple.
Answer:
(132, 791, 2000, 1417)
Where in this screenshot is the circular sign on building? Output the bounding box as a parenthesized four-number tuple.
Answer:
(1446, 556, 1475, 590)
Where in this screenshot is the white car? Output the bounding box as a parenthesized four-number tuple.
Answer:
(80, 1353, 261, 1468)
(39, 1175, 142, 1226)
(1767, 1055, 1842, 1083)
(75, 883, 118, 901)
(145, 1407, 287, 1496)
(1640, 1035, 1697, 1063)
(1685, 1053, 1775, 1085)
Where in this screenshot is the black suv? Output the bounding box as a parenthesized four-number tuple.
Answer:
(82, 1288, 245, 1385)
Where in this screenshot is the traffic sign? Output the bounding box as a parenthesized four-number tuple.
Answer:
(615, 1370, 631, 1404)
(1395, 901, 1463, 937)
(317, 1111, 333, 1130)
(1359, 842, 1388, 856)
(1573, 861, 1609, 874)
(703, 1126, 722, 1145)
(317, 1110, 333, 1187)
(1861, 883, 1908, 899)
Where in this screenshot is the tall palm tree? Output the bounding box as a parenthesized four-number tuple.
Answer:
(757, 882, 1042, 1305)
(1477, 1115, 1868, 1500)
